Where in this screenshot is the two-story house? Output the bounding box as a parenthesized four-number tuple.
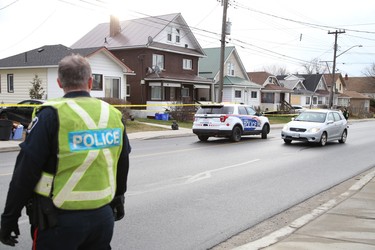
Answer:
(199, 46, 261, 107)
(71, 13, 212, 117)
(247, 71, 292, 112)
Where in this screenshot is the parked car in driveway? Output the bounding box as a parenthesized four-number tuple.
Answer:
(0, 99, 45, 127)
(192, 103, 270, 142)
(291, 105, 307, 113)
(281, 109, 348, 146)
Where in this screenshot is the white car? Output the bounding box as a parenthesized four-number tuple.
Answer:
(281, 109, 348, 146)
(192, 104, 270, 142)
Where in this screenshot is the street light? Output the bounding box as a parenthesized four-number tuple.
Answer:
(329, 44, 362, 108)
(336, 45, 363, 58)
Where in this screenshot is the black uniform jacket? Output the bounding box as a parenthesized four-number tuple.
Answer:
(1, 91, 131, 229)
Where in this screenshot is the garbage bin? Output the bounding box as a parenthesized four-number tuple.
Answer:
(0, 119, 13, 141)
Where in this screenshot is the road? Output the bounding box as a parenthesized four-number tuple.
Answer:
(0, 120, 374, 250)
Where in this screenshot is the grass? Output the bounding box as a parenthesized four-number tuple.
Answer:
(125, 115, 294, 133)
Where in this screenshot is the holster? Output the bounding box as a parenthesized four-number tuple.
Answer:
(26, 194, 58, 231)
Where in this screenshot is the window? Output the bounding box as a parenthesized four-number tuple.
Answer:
(7, 74, 14, 93)
(126, 84, 130, 97)
(151, 86, 162, 100)
(333, 112, 342, 121)
(251, 91, 257, 98)
(105, 78, 120, 98)
(167, 33, 172, 42)
(227, 63, 235, 76)
(181, 87, 189, 97)
(318, 96, 323, 105)
(176, 29, 180, 43)
(235, 90, 241, 98)
(261, 93, 274, 103)
(152, 54, 164, 70)
(312, 97, 318, 105)
(183, 59, 192, 70)
(238, 106, 247, 115)
(92, 74, 103, 90)
(305, 96, 311, 105)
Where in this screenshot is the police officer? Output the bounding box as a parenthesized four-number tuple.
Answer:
(0, 54, 131, 249)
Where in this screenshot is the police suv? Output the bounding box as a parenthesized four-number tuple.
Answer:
(192, 103, 270, 142)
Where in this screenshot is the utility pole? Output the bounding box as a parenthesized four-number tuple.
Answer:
(218, 0, 228, 103)
(328, 29, 345, 108)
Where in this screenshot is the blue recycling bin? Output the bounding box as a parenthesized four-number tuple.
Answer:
(0, 119, 13, 141)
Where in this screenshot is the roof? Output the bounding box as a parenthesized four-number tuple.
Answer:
(345, 77, 375, 93)
(223, 76, 260, 88)
(144, 71, 211, 84)
(0, 45, 100, 68)
(247, 71, 274, 85)
(0, 44, 133, 73)
(261, 84, 292, 93)
(323, 73, 344, 88)
(342, 90, 371, 99)
(71, 13, 205, 57)
(295, 74, 325, 92)
(199, 46, 236, 79)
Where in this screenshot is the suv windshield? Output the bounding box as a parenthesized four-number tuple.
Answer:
(196, 106, 234, 115)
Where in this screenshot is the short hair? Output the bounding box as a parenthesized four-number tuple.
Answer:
(58, 54, 92, 89)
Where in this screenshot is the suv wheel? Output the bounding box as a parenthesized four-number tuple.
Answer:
(261, 124, 269, 139)
(230, 126, 242, 142)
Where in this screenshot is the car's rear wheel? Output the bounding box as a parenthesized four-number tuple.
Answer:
(284, 139, 292, 144)
(339, 129, 347, 143)
(230, 126, 242, 142)
(198, 135, 209, 142)
(261, 124, 269, 139)
(319, 132, 327, 146)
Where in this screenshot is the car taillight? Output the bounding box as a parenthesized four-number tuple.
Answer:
(220, 115, 228, 122)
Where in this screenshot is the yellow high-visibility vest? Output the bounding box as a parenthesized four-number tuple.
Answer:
(34, 97, 124, 210)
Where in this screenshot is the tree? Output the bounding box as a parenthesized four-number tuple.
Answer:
(363, 63, 375, 80)
(262, 65, 289, 75)
(29, 74, 45, 99)
(301, 58, 323, 74)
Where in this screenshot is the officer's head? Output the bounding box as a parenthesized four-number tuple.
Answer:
(57, 54, 93, 93)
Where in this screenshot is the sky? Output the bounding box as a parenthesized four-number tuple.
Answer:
(1, 0, 374, 76)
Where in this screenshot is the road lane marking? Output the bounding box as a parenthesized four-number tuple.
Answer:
(127, 159, 260, 196)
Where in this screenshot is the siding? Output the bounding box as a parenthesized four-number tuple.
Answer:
(0, 69, 48, 103)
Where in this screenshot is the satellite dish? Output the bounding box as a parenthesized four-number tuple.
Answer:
(154, 65, 161, 74)
(147, 36, 153, 46)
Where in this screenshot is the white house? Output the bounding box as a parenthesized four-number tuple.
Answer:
(0, 45, 134, 104)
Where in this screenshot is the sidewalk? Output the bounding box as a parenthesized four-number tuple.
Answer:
(1, 122, 374, 250)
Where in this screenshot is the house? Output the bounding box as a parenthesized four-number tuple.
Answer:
(0, 45, 134, 104)
(71, 13, 212, 117)
(344, 75, 374, 115)
(277, 75, 314, 107)
(199, 46, 261, 107)
(247, 71, 292, 112)
(279, 74, 330, 109)
(344, 76, 375, 99)
(323, 73, 348, 107)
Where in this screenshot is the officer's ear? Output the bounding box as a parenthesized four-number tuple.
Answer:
(88, 77, 93, 90)
(57, 79, 63, 89)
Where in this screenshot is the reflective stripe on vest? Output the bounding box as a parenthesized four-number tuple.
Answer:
(34, 98, 123, 210)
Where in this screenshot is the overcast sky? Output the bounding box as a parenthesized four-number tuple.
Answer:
(1, 0, 374, 76)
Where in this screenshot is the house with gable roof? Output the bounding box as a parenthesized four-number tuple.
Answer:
(0, 45, 134, 104)
(280, 74, 330, 108)
(247, 71, 292, 112)
(71, 13, 212, 116)
(277, 75, 314, 107)
(199, 46, 261, 107)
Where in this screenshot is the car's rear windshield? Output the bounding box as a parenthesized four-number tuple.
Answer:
(196, 106, 234, 115)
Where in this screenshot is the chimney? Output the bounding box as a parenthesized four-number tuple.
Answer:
(110, 15, 121, 37)
(345, 74, 348, 80)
